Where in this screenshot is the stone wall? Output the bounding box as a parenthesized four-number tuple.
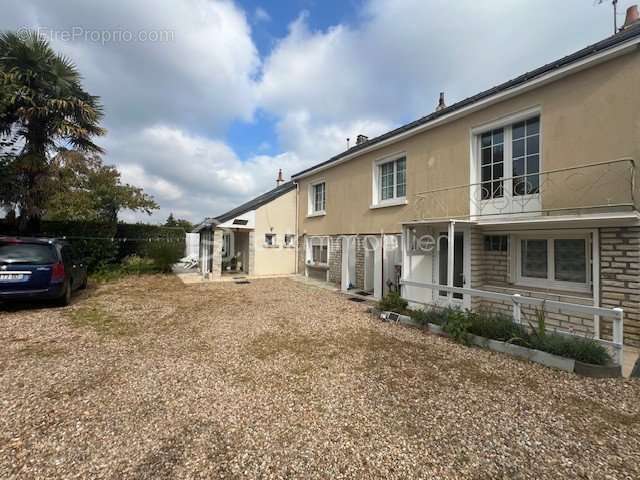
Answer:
(328, 236, 342, 285)
(355, 236, 366, 290)
(297, 234, 306, 274)
(600, 226, 640, 347)
(210, 229, 223, 279)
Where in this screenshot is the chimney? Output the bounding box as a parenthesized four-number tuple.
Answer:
(622, 5, 640, 29)
(276, 169, 284, 186)
(436, 92, 446, 112)
(356, 134, 368, 145)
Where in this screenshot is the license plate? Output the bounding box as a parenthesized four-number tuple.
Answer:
(0, 273, 24, 281)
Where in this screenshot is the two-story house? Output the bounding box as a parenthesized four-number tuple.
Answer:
(293, 17, 640, 347)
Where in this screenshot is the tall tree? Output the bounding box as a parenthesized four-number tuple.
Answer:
(45, 151, 158, 222)
(165, 212, 193, 231)
(0, 31, 105, 232)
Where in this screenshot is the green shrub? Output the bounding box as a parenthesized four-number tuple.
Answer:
(442, 309, 472, 345)
(122, 255, 157, 275)
(145, 240, 183, 273)
(378, 291, 408, 314)
(467, 310, 527, 343)
(526, 332, 611, 365)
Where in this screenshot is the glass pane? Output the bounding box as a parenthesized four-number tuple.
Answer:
(513, 139, 525, 158)
(380, 163, 394, 200)
(492, 162, 503, 179)
(438, 237, 448, 296)
(527, 155, 539, 174)
(492, 181, 504, 198)
(492, 128, 504, 144)
(513, 177, 525, 196)
(481, 147, 492, 165)
(493, 144, 503, 163)
(481, 166, 491, 182)
(321, 246, 328, 264)
(554, 239, 586, 283)
(513, 121, 525, 139)
(527, 175, 539, 194)
(526, 135, 539, 155)
(396, 158, 406, 197)
(526, 117, 540, 135)
(521, 239, 548, 279)
(513, 158, 525, 176)
(481, 132, 492, 147)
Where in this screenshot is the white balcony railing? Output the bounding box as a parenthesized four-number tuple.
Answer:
(412, 158, 637, 221)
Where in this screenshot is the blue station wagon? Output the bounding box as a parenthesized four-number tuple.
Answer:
(0, 237, 87, 306)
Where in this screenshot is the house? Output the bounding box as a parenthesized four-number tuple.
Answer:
(292, 14, 640, 347)
(194, 171, 297, 278)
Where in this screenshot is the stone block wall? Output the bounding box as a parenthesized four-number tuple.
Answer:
(600, 226, 640, 347)
(355, 236, 366, 290)
(297, 234, 306, 274)
(247, 230, 256, 275)
(328, 236, 342, 285)
(210, 229, 223, 279)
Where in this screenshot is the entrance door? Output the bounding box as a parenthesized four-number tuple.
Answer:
(438, 232, 464, 300)
(341, 236, 356, 291)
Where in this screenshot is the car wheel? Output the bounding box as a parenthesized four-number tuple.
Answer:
(79, 276, 88, 290)
(56, 281, 72, 307)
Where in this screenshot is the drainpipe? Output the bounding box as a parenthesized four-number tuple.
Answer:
(294, 181, 299, 274)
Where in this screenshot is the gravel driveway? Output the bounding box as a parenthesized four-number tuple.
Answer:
(1, 275, 639, 479)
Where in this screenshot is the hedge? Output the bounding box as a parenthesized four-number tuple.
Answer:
(0, 220, 186, 272)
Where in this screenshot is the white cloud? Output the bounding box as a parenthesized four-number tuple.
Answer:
(1, 0, 628, 224)
(254, 7, 271, 24)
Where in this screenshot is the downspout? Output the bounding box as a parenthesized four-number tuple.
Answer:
(294, 182, 299, 274)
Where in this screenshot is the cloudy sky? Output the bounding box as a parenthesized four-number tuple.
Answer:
(1, 0, 633, 223)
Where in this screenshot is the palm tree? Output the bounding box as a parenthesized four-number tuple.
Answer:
(0, 31, 105, 232)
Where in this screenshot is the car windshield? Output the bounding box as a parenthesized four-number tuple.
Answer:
(0, 243, 57, 265)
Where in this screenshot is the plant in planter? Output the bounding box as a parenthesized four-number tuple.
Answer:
(378, 291, 408, 314)
(442, 309, 472, 345)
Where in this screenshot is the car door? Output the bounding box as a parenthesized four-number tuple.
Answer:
(60, 245, 78, 289)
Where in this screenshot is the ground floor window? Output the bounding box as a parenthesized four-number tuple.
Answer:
(516, 234, 589, 291)
(308, 236, 329, 265)
(264, 233, 276, 247)
(284, 234, 295, 247)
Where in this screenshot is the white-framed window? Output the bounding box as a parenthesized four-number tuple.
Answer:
(308, 181, 326, 215)
(477, 114, 540, 201)
(307, 236, 329, 265)
(515, 233, 590, 292)
(264, 233, 277, 247)
(284, 234, 295, 248)
(373, 155, 406, 205)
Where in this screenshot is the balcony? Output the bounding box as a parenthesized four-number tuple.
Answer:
(411, 158, 638, 221)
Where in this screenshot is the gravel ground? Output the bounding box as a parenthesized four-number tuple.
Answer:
(1, 275, 639, 480)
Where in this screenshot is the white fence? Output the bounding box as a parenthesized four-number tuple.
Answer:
(185, 232, 199, 258)
(400, 280, 625, 365)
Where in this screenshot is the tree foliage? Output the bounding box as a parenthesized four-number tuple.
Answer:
(165, 213, 193, 231)
(44, 151, 158, 222)
(0, 31, 105, 231)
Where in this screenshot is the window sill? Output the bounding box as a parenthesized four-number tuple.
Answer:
(307, 211, 326, 218)
(370, 198, 408, 209)
(515, 279, 591, 295)
(263, 244, 280, 249)
(283, 245, 295, 249)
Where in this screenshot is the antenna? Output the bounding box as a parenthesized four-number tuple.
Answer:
(346, 137, 350, 149)
(596, 0, 619, 34)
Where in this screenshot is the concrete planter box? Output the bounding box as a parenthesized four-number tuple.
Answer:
(435, 325, 618, 377)
(379, 314, 620, 378)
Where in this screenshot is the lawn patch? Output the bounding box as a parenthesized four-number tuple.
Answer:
(68, 305, 136, 337)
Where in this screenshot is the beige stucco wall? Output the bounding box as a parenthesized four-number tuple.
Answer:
(297, 50, 640, 236)
(254, 188, 297, 275)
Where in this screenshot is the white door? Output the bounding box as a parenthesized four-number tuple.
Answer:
(341, 237, 349, 291)
(373, 239, 383, 299)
